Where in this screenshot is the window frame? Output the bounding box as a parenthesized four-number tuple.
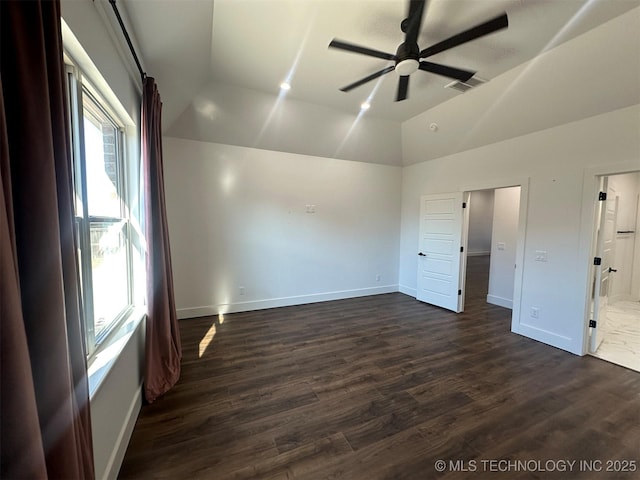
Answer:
(65, 63, 134, 358)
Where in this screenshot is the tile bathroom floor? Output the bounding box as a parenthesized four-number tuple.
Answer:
(592, 300, 640, 372)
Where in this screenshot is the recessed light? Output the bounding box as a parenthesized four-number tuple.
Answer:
(360, 102, 370, 111)
(280, 82, 291, 91)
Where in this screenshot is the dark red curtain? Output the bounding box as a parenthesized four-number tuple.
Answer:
(142, 77, 182, 403)
(0, 0, 95, 478)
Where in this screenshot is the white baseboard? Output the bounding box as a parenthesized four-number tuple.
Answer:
(398, 284, 417, 297)
(103, 384, 143, 480)
(177, 305, 219, 319)
(467, 251, 491, 257)
(487, 294, 513, 309)
(514, 322, 580, 355)
(177, 285, 399, 319)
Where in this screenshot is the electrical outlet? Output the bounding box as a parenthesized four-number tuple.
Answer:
(530, 306, 540, 319)
(376, 274, 381, 282)
(239, 286, 245, 296)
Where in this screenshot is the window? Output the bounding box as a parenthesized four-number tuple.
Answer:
(66, 65, 134, 357)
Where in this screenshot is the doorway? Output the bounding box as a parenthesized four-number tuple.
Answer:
(416, 180, 527, 334)
(464, 187, 521, 312)
(588, 171, 640, 372)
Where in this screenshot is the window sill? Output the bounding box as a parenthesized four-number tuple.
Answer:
(88, 308, 145, 400)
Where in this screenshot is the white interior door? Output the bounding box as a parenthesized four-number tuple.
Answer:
(416, 192, 464, 312)
(590, 180, 618, 353)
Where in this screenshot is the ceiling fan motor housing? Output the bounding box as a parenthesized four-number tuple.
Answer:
(395, 42, 419, 76)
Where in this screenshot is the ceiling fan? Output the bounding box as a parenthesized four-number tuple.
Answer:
(328, 0, 508, 101)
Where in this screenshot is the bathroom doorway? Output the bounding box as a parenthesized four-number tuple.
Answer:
(588, 171, 640, 371)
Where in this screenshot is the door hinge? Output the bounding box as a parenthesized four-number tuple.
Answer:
(589, 320, 597, 328)
(593, 257, 602, 265)
(458, 289, 462, 295)
(460, 246, 464, 253)
(598, 191, 607, 201)
(462, 202, 467, 208)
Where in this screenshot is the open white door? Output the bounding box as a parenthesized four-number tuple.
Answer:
(590, 179, 618, 353)
(416, 192, 464, 312)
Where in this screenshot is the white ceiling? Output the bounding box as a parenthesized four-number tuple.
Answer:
(123, 0, 639, 128)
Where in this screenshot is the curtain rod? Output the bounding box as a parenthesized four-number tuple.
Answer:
(108, 0, 146, 83)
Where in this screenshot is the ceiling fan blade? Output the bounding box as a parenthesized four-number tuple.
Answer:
(340, 66, 396, 92)
(396, 75, 409, 101)
(405, 0, 427, 46)
(419, 12, 508, 58)
(418, 61, 475, 81)
(329, 39, 396, 61)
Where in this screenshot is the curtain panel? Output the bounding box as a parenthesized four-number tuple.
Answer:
(142, 77, 182, 403)
(0, 0, 94, 477)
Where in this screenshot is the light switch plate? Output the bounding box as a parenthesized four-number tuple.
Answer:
(535, 250, 548, 262)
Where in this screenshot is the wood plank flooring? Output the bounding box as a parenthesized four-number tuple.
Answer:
(119, 257, 640, 479)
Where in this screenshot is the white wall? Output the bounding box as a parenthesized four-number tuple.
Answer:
(61, 1, 144, 478)
(89, 321, 144, 480)
(467, 190, 494, 256)
(400, 104, 640, 355)
(163, 137, 402, 318)
(609, 172, 640, 301)
(166, 81, 403, 166)
(487, 187, 520, 309)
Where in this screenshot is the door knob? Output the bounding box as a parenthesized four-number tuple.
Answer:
(418, 252, 426, 257)
(608, 267, 617, 273)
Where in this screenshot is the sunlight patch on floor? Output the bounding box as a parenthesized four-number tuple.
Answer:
(199, 323, 217, 358)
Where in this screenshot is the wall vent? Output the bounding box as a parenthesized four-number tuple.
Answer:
(444, 76, 487, 93)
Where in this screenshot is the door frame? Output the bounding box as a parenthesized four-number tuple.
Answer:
(458, 177, 529, 334)
(578, 161, 640, 355)
(589, 177, 616, 353)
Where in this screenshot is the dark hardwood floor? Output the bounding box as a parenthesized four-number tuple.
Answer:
(119, 256, 640, 479)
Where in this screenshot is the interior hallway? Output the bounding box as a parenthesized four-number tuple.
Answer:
(464, 254, 491, 305)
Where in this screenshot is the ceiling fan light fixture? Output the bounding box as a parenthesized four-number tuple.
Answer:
(395, 59, 419, 76)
